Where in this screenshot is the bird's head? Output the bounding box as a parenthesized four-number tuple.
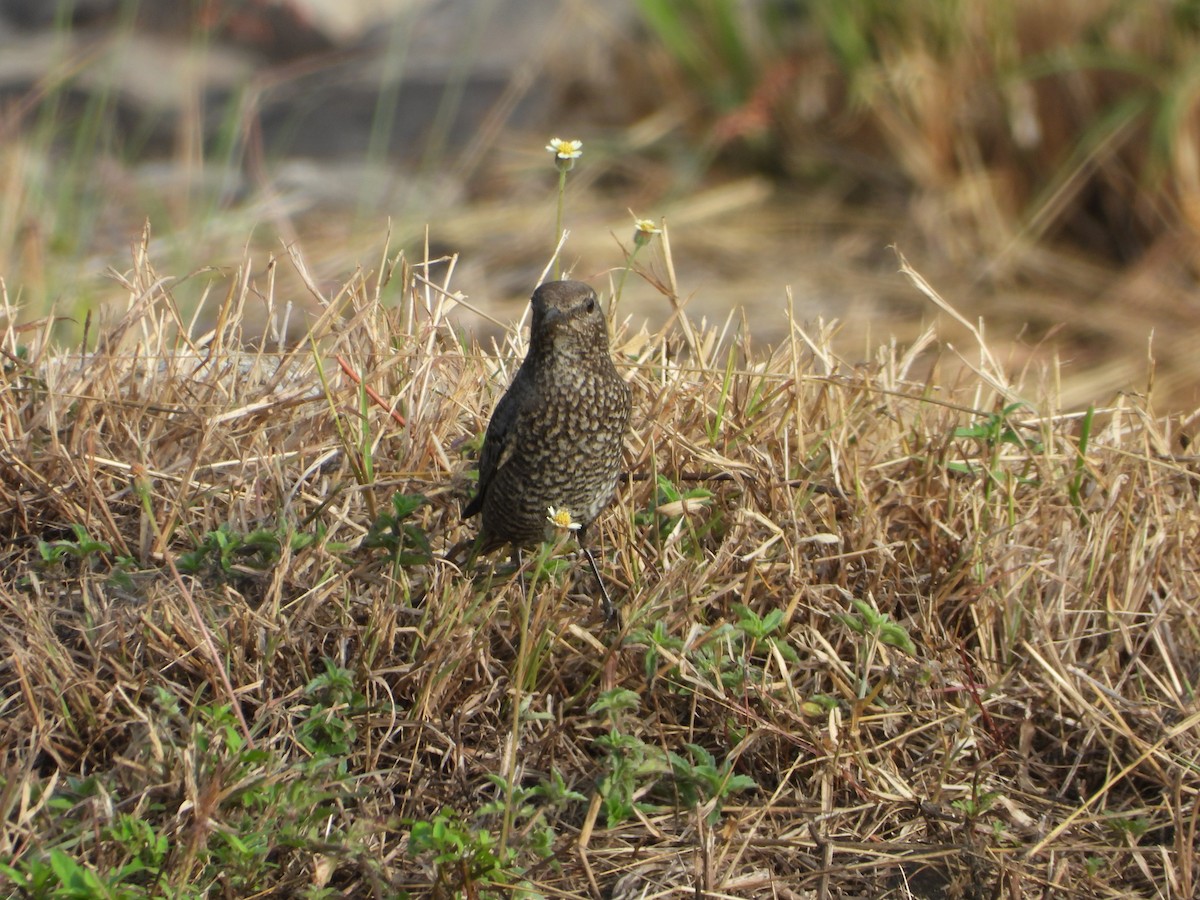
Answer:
(528, 280, 609, 359)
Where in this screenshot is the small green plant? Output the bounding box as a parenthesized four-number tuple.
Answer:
(632, 606, 798, 696)
(362, 492, 432, 567)
(708, 344, 739, 443)
(0, 848, 129, 898)
(592, 729, 667, 828)
(733, 603, 799, 662)
(178, 523, 314, 577)
(634, 474, 715, 556)
(951, 788, 999, 819)
(407, 809, 526, 897)
(802, 694, 840, 718)
(635, 619, 686, 683)
(667, 743, 758, 824)
(0, 785, 171, 896)
(0, 689, 360, 897)
(947, 402, 1042, 493)
(700, 604, 802, 691)
(632, 621, 730, 690)
(836, 597, 918, 704)
(950, 403, 1034, 450)
(177, 699, 357, 892)
(35, 523, 137, 590)
(588, 689, 756, 827)
(836, 597, 917, 657)
(529, 767, 588, 813)
(406, 767, 583, 896)
(107, 813, 170, 874)
(481, 768, 585, 867)
(296, 660, 367, 760)
(1068, 404, 1096, 518)
(1104, 816, 1150, 841)
(36, 523, 111, 566)
(589, 689, 669, 826)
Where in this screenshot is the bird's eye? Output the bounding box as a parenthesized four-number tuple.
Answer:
(584, 296, 596, 313)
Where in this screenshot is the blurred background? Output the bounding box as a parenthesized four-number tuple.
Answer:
(2, 0, 1199, 411)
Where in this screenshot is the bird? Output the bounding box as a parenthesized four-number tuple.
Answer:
(463, 280, 631, 616)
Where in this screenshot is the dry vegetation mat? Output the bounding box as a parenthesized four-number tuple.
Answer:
(1, 235, 1198, 898)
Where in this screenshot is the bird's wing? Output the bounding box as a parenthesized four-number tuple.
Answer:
(463, 369, 528, 518)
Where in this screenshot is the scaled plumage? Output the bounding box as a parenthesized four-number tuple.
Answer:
(464, 280, 631, 554)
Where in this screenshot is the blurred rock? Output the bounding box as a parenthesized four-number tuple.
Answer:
(0, 0, 334, 59)
(0, 0, 633, 163)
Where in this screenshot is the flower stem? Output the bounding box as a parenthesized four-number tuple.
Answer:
(612, 244, 643, 318)
(554, 167, 567, 280)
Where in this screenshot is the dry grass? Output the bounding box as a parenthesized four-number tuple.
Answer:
(1, 230, 1198, 898)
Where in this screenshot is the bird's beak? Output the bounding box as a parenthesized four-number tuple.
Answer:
(541, 307, 566, 329)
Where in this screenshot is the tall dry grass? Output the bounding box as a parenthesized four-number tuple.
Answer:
(637, 0, 1200, 267)
(0, 230, 1197, 896)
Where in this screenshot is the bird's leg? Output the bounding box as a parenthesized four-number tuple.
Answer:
(582, 545, 619, 625)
